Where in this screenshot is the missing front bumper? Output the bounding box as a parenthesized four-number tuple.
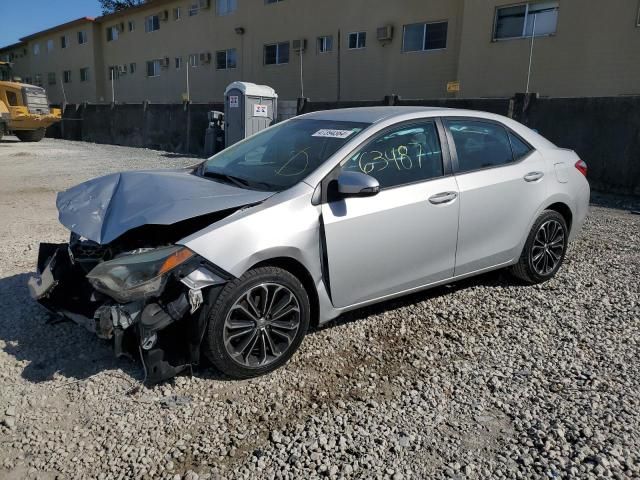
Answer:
(28, 242, 226, 383)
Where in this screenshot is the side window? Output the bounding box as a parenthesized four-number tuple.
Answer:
(509, 131, 532, 160)
(342, 122, 444, 188)
(6, 91, 19, 106)
(446, 119, 514, 173)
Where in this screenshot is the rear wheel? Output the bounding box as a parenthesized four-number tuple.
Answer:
(511, 210, 568, 284)
(203, 267, 310, 379)
(15, 128, 46, 142)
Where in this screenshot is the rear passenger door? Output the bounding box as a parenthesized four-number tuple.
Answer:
(443, 118, 549, 276)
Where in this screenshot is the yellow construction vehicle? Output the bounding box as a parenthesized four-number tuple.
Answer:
(0, 61, 61, 142)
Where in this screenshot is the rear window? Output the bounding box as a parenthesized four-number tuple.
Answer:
(446, 119, 514, 173)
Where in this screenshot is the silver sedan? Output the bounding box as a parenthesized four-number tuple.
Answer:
(29, 107, 590, 381)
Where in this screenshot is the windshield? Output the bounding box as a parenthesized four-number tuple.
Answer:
(201, 119, 370, 191)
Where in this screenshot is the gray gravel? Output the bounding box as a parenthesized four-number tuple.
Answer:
(1, 136, 639, 479)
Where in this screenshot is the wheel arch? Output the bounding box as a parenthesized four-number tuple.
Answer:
(544, 201, 573, 233)
(250, 256, 320, 328)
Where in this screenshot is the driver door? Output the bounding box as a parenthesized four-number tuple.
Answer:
(321, 120, 460, 308)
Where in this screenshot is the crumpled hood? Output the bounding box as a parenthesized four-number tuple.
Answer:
(56, 169, 273, 244)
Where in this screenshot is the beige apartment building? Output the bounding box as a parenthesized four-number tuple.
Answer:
(2, 0, 640, 104)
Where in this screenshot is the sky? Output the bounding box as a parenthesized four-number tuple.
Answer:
(0, 0, 103, 47)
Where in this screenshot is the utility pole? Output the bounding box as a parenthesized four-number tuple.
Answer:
(186, 60, 190, 102)
(299, 47, 304, 98)
(111, 68, 115, 103)
(525, 13, 537, 94)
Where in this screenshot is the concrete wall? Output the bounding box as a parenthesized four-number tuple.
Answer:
(457, 0, 640, 98)
(49, 102, 223, 155)
(512, 96, 640, 195)
(96, 0, 463, 102)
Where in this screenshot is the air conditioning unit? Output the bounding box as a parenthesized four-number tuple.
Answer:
(199, 0, 211, 9)
(160, 10, 169, 21)
(377, 25, 394, 42)
(160, 57, 170, 68)
(199, 52, 212, 64)
(292, 39, 307, 52)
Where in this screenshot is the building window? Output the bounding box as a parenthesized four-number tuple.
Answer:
(128, 20, 135, 31)
(47, 72, 56, 85)
(63, 70, 72, 83)
(33, 43, 40, 55)
(130, 62, 136, 74)
(189, 3, 200, 16)
(80, 67, 89, 82)
(174, 7, 182, 19)
(402, 21, 448, 52)
(107, 25, 120, 42)
(60, 35, 67, 49)
(34, 74, 43, 87)
(348, 31, 366, 49)
(317, 35, 333, 53)
(637, 3, 640, 26)
(47, 39, 54, 52)
(189, 54, 199, 67)
(265, 0, 284, 4)
(146, 60, 161, 77)
(216, 48, 237, 69)
(493, 2, 559, 40)
(145, 15, 160, 32)
(264, 42, 289, 65)
(78, 31, 88, 44)
(216, 0, 237, 15)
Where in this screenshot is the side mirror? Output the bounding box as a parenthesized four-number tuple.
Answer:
(337, 171, 380, 197)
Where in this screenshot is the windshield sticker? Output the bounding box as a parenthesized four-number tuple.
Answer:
(312, 129, 356, 139)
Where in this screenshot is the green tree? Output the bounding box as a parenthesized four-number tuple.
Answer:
(99, 0, 145, 15)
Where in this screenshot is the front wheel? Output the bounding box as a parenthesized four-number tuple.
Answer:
(511, 210, 568, 284)
(203, 267, 310, 379)
(15, 128, 46, 142)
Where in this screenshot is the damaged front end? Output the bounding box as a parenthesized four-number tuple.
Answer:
(28, 235, 229, 383)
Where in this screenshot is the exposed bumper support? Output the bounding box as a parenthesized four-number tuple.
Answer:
(28, 243, 228, 383)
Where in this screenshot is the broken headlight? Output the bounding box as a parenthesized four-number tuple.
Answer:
(87, 246, 194, 303)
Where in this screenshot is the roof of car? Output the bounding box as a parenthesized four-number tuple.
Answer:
(299, 106, 449, 123)
(297, 106, 557, 150)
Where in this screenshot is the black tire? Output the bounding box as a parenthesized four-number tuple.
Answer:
(203, 266, 310, 379)
(15, 128, 46, 142)
(511, 210, 568, 284)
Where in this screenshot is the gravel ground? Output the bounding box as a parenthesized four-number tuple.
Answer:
(0, 136, 639, 479)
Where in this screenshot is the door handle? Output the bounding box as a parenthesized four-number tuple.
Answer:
(429, 191, 458, 205)
(524, 171, 544, 182)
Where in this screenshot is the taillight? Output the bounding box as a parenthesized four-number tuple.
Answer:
(575, 159, 587, 177)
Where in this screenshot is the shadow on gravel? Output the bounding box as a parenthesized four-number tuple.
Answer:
(0, 272, 135, 384)
(315, 268, 518, 333)
(161, 152, 202, 160)
(0, 268, 518, 384)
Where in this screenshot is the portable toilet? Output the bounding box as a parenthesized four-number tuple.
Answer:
(224, 82, 278, 147)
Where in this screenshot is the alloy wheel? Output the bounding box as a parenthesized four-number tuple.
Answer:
(223, 283, 301, 368)
(531, 219, 565, 276)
